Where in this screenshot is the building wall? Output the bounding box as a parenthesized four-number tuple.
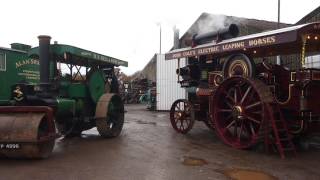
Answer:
(141, 55, 156, 82)
(140, 54, 157, 82)
(156, 54, 186, 110)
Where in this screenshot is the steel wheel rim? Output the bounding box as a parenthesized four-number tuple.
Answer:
(106, 96, 124, 131)
(170, 99, 195, 134)
(214, 77, 265, 149)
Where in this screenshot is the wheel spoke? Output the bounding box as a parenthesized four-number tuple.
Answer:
(245, 101, 261, 110)
(225, 114, 233, 121)
(238, 122, 244, 141)
(246, 115, 261, 124)
(233, 120, 238, 137)
(225, 101, 233, 109)
(180, 120, 184, 130)
(249, 122, 256, 135)
(222, 114, 233, 132)
(234, 88, 238, 103)
(176, 103, 181, 111)
(185, 118, 190, 127)
(222, 90, 235, 104)
(237, 86, 243, 99)
(218, 109, 232, 112)
(240, 86, 252, 104)
(225, 120, 236, 129)
(175, 117, 179, 124)
(251, 111, 262, 114)
(241, 124, 250, 138)
(174, 112, 180, 119)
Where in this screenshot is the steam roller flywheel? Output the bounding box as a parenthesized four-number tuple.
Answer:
(0, 107, 56, 159)
(95, 93, 124, 137)
(88, 70, 108, 103)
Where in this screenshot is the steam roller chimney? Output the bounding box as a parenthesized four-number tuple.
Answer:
(38, 35, 51, 86)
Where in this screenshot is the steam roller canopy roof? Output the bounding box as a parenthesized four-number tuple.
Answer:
(28, 44, 128, 67)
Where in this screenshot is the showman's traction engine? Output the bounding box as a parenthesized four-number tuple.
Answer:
(166, 23, 320, 158)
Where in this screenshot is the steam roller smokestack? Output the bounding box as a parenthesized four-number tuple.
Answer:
(38, 35, 51, 85)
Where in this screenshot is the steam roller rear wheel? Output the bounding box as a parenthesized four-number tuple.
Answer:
(212, 77, 273, 149)
(170, 99, 195, 134)
(0, 112, 55, 159)
(95, 93, 124, 137)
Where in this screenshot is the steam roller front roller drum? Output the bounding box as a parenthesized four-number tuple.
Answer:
(0, 107, 56, 159)
(95, 93, 124, 137)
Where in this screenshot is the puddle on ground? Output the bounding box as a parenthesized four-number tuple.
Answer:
(224, 169, 277, 180)
(135, 120, 157, 125)
(181, 156, 208, 166)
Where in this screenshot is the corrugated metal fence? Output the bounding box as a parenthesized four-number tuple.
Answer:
(156, 54, 186, 111)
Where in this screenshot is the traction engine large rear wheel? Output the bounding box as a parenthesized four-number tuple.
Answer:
(212, 77, 273, 149)
(170, 99, 195, 134)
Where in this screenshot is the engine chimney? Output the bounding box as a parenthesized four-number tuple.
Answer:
(192, 24, 239, 46)
(38, 35, 51, 85)
(173, 27, 180, 49)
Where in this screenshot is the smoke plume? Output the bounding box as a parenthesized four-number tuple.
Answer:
(189, 13, 243, 35)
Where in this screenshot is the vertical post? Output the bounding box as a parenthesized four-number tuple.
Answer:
(70, 64, 73, 82)
(301, 36, 307, 67)
(177, 58, 180, 83)
(160, 24, 162, 55)
(276, 0, 281, 65)
(277, 0, 280, 29)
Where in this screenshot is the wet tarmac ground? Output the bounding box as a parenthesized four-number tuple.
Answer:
(1, 104, 320, 180)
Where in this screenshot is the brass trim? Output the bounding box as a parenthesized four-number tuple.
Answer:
(291, 113, 306, 134)
(301, 35, 307, 66)
(228, 59, 249, 77)
(209, 71, 224, 87)
(275, 84, 294, 105)
(290, 71, 296, 81)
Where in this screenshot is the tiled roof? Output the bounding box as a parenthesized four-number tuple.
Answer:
(296, 6, 320, 24)
(179, 12, 291, 46)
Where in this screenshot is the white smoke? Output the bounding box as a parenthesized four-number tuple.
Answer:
(189, 14, 244, 35)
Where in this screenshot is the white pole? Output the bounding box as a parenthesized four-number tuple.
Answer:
(276, 0, 281, 65)
(160, 24, 162, 55)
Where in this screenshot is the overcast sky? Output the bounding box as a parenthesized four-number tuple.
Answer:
(0, 0, 319, 75)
